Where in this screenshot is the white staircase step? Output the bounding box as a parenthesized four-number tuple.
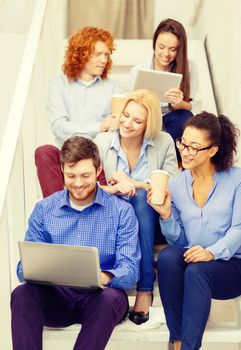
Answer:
(43, 302, 241, 350)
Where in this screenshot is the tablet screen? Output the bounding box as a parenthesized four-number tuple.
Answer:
(133, 68, 183, 102)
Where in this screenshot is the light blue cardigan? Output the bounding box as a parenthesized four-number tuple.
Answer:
(94, 131, 178, 183)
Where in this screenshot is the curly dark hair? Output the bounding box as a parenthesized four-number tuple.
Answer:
(62, 26, 114, 80)
(184, 111, 239, 171)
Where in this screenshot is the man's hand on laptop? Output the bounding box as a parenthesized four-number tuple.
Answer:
(101, 271, 114, 285)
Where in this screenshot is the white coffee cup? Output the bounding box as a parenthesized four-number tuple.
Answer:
(112, 95, 126, 115)
(150, 170, 170, 205)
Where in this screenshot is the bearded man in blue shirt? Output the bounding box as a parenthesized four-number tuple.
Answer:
(11, 136, 140, 350)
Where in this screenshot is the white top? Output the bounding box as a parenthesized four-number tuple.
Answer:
(47, 74, 122, 147)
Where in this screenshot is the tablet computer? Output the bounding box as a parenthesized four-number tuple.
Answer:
(132, 68, 183, 102)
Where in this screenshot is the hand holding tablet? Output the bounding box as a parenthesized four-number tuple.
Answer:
(132, 68, 183, 102)
(164, 87, 184, 108)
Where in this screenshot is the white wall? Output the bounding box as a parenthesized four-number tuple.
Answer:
(0, 0, 36, 33)
(154, 0, 200, 38)
(192, 0, 241, 164)
(0, 0, 36, 146)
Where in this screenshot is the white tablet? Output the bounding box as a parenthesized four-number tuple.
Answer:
(132, 68, 183, 102)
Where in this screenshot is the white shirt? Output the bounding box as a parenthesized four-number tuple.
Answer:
(47, 74, 122, 147)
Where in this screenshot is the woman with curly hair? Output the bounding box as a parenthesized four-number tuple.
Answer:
(35, 27, 122, 197)
(148, 112, 241, 349)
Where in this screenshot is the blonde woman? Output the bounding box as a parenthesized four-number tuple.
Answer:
(95, 89, 178, 324)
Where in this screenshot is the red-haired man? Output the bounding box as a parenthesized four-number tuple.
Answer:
(35, 27, 122, 197)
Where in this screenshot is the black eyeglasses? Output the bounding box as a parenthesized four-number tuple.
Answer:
(176, 138, 214, 156)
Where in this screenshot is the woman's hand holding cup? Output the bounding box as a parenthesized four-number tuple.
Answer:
(147, 169, 172, 220)
(147, 186, 172, 220)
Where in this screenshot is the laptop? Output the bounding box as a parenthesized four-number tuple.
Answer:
(18, 241, 103, 289)
(132, 68, 183, 102)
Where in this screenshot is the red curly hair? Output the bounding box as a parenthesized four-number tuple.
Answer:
(62, 26, 115, 80)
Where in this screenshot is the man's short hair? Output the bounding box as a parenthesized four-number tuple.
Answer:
(62, 26, 114, 80)
(60, 136, 101, 170)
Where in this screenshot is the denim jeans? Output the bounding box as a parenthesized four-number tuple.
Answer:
(157, 245, 241, 350)
(128, 188, 165, 291)
(163, 109, 193, 161)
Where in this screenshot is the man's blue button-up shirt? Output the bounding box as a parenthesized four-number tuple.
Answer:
(17, 187, 141, 290)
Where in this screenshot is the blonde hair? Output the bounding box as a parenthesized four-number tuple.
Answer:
(110, 89, 162, 139)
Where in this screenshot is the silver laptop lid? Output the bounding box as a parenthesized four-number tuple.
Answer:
(18, 241, 103, 289)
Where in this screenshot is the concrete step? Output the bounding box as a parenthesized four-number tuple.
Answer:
(43, 271, 241, 349)
(43, 307, 241, 350)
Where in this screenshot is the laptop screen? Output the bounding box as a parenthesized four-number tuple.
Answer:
(18, 241, 103, 289)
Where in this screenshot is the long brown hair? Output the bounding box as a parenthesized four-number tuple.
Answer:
(153, 18, 190, 101)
